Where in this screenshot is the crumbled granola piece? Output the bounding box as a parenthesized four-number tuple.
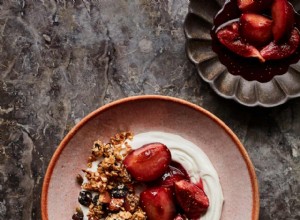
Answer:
(91, 140, 104, 158)
(105, 211, 132, 220)
(87, 203, 105, 220)
(82, 170, 108, 192)
(130, 208, 147, 220)
(99, 191, 111, 204)
(124, 194, 140, 213)
(108, 198, 125, 212)
(110, 132, 133, 146)
(74, 132, 147, 220)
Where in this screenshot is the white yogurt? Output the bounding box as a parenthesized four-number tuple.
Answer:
(128, 132, 224, 220)
(81, 131, 224, 220)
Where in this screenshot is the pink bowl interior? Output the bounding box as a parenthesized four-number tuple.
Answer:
(43, 97, 258, 220)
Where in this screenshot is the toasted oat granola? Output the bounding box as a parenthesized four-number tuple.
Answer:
(72, 132, 147, 220)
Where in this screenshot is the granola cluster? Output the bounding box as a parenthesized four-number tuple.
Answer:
(73, 132, 147, 220)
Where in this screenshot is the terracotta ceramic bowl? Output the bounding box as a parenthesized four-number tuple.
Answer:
(41, 95, 259, 220)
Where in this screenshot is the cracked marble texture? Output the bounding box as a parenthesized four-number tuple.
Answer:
(0, 0, 299, 219)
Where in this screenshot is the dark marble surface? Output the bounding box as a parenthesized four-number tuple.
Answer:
(0, 0, 299, 220)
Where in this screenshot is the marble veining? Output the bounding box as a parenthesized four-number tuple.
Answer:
(0, 0, 299, 219)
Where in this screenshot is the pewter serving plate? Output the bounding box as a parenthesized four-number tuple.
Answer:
(184, 0, 300, 107)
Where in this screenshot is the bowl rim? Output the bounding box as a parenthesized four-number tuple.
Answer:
(41, 95, 259, 220)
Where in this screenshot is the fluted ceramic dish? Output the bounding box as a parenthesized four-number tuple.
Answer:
(41, 96, 259, 220)
(185, 0, 300, 107)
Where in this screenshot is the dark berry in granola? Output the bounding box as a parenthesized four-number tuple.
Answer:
(78, 191, 93, 207)
(111, 184, 128, 198)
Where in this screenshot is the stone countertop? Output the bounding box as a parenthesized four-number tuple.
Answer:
(0, 1, 299, 219)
